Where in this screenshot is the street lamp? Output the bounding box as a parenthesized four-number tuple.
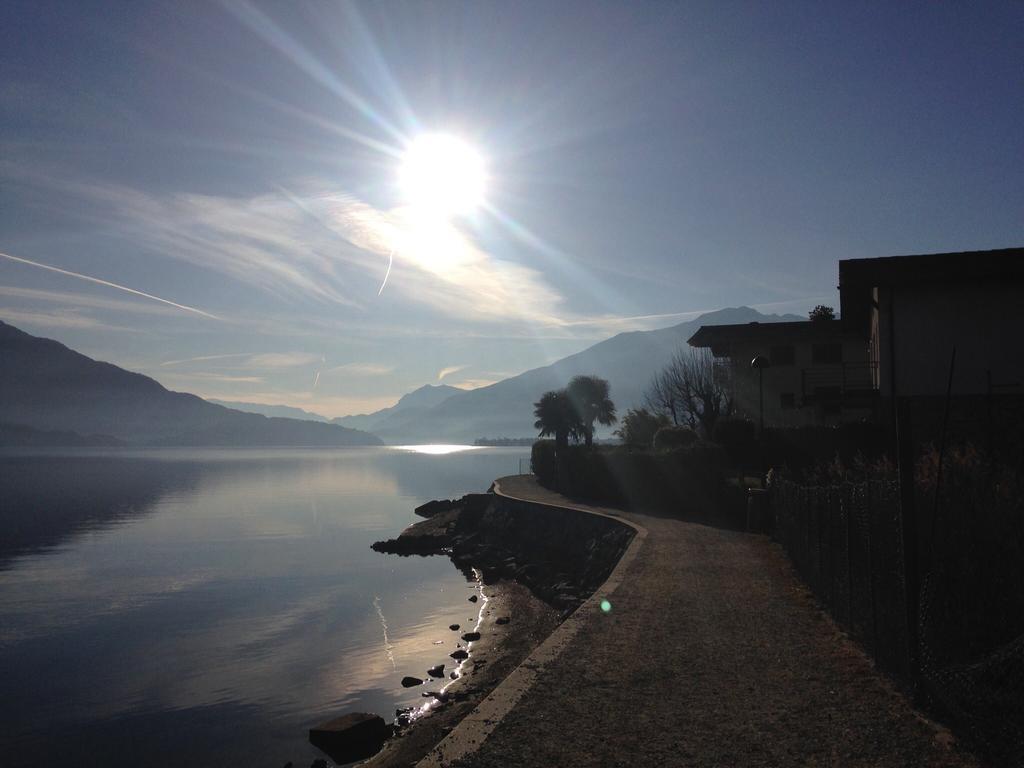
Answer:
(750, 356, 771, 436)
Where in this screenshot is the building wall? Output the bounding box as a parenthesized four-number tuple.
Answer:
(724, 336, 873, 427)
(876, 282, 1024, 398)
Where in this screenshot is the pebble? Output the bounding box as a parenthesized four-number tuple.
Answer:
(401, 676, 424, 688)
(462, 631, 481, 642)
(468, 595, 478, 603)
(449, 624, 460, 631)
(428, 664, 445, 678)
(450, 649, 469, 660)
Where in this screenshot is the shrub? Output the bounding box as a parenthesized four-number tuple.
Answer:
(615, 408, 669, 449)
(530, 439, 558, 487)
(713, 417, 757, 467)
(653, 425, 699, 451)
(914, 442, 1024, 661)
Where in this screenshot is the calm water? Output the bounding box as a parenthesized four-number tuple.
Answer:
(0, 446, 529, 767)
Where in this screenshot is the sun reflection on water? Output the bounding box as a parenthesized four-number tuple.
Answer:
(392, 444, 482, 455)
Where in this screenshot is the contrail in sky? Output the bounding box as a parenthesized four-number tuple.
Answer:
(377, 248, 394, 296)
(0, 251, 220, 320)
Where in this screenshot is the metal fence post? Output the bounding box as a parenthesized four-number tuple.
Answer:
(896, 397, 920, 685)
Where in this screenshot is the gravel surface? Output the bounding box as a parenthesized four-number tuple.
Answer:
(450, 476, 979, 768)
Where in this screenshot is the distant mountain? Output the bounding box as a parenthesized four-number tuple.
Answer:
(332, 384, 462, 433)
(207, 399, 330, 423)
(371, 307, 803, 443)
(0, 320, 382, 447)
(0, 422, 124, 447)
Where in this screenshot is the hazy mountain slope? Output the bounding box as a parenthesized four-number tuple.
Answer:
(374, 307, 803, 443)
(0, 320, 382, 446)
(207, 399, 330, 423)
(0, 422, 125, 447)
(333, 384, 462, 432)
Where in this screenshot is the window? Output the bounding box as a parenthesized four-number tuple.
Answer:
(770, 344, 795, 366)
(780, 392, 795, 409)
(812, 343, 842, 364)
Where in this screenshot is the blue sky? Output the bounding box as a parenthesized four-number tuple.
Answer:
(2, 0, 1022, 416)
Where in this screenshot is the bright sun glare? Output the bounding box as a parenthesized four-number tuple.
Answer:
(399, 133, 486, 217)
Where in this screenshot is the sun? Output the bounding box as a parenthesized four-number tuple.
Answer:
(399, 133, 486, 218)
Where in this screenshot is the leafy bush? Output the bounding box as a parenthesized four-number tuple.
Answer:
(713, 417, 757, 467)
(539, 439, 741, 528)
(653, 425, 699, 451)
(530, 439, 558, 487)
(615, 408, 669, 449)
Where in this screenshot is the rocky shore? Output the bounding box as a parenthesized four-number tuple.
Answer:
(372, 490, 635, 615)
(310, 487, 635, 767)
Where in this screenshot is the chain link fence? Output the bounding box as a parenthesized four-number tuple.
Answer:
(772, 478, 1023, 766)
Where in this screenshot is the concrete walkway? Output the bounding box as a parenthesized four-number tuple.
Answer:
(423, 476, 978, 768)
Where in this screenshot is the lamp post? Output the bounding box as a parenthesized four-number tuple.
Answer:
(750, 356, 771, 436)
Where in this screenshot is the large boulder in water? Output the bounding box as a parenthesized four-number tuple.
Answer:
(309, 712, 391, 763)
(414, 499, 458, 518)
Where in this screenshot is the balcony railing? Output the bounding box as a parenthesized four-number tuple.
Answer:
(801, 362, 878, 400)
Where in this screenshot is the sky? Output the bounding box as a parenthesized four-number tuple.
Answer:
(2, 1, 1022, 417)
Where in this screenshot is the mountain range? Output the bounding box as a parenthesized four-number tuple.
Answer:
(2, 306, 801, 447)
(355, 306, 802, 443)
(0, 320, 381, 447)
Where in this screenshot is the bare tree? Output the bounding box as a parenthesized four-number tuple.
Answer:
(643, 348, 733, 438)
(644, 368, 680, 425)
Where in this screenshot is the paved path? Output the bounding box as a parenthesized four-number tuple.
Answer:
(425, 476, 978, 768)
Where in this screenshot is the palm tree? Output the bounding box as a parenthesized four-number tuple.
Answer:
(567, 375, 616, 448)
(533, 389, 578, 450)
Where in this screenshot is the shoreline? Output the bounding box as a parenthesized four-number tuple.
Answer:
(357, 478, 642, 767)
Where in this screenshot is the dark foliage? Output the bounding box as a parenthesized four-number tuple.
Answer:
(809, 304, 836, 322)
(534, 440, 741, 527)
(566, 375, 616, 448)
(614, 408, 669, 449)
(530, 439, 558, 486)
(713, 417, 758, 467)
(652, 425, 699, 450)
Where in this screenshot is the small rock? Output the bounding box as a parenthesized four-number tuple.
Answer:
(427, 664, 445, 678)
(461, 632, 481, 642)
(450, 649, 468, 660)
(496, 616, 510, 625)
(401, 676, 424, 688)
(468, 595, 478, 603)
(449, 671, 458, 679)
(449, 624, 460, 631)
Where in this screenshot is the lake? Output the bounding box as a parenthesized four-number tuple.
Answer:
(0, 445, 530, 767)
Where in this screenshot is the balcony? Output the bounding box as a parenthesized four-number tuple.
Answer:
(801, 362, 878, 402)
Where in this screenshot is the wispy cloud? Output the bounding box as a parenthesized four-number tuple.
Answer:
(159, 351, 321, 369)
(0, 251, 220, 320)
(159, 372, 265, 384)
(437, 364, 468, 381)
(245, 352, 321, 369)
(0, 307, 138, 332)
(160, 353, 255, 367)
(326, 362, 394, 377)
(450, 377, 498, 390)
(0, 285, 184, 316)
(1, 165, 580, 325)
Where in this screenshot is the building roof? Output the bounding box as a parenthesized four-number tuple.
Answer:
(839, 247, 1024, 289)
(688, 319, 851, 356)
(839, 247, 1024, 336)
